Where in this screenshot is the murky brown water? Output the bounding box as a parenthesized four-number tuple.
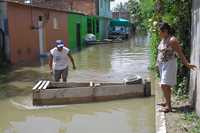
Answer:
(0, 35, 155, 133)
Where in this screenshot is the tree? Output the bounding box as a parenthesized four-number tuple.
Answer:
(127, 0, 154, 32)
(113, 2, 129, 12)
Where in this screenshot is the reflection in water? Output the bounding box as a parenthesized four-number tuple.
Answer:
(4, 117, 67, 133)
(10, 96, 67, 110)
(67, 111, 132, 133)
(0, 36, 155, 133)
(133, 33, 150, 46)
(3, 98, 154, 133)
(69, 37, 150, 82)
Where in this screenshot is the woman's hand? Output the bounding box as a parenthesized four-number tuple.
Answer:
(186, 63, 197, 70)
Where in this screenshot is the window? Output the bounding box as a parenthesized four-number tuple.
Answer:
(53, 17, 59, 30)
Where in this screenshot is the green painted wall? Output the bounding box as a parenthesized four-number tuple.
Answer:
(67, 14, 105, 50)
(86, 16, 100, 40)
(67, 13, 87, 50)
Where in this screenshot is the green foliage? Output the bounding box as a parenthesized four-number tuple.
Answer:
(128, 0, 154, 32)
(173, 76, 189, 99)
(183, 112, 200, 133)
(149, 32, 160, 70)
(128, 0, 192, 96)
(128, 0, 140, 15)
(140, 0, 154, 24)
(162, 0, 192, 97)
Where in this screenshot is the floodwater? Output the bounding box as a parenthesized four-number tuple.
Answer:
(0, 35, 155, 133)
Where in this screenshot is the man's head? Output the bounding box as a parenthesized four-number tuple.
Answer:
(56, 40, 64, 51)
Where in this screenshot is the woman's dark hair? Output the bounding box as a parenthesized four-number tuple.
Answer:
(159, 22, 175, 35)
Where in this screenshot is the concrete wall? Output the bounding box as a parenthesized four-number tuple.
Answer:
(99, 18, 110, 40)
(7, 2, 68, 64)
(190, 0, 200, 117)
(13, 0, 96, 15)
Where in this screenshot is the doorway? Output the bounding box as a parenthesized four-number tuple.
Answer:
(76, 23, 81, 51)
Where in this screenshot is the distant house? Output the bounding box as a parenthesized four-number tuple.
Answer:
(190, 0, 200, 117)
(0, 1, 69, 64)
(109, 18, 132, 40)
(0, 0, 114, 64)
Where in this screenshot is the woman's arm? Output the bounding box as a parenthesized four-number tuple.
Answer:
(169, 37, 196, 70)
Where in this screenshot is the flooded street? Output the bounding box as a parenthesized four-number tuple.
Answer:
(69, 36, 150, 82)
(0, 35, 155, 133)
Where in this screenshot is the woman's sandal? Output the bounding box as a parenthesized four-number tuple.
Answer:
(159, 108, 172, 113)
(157, 103, 166, 107)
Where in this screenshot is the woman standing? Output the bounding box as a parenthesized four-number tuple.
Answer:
(156, 22, 196, 113)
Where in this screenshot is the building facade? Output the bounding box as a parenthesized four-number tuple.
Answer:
(0, 1, 68, 64)
(0, 0, 114, 63)
(97, 0, 113, 40)
(11, 0, 97, 15)
(97, 0, 112, 17)
(67, 14, 100, 51)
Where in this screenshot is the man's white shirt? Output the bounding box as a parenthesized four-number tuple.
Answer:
(50, 47, 70, 70)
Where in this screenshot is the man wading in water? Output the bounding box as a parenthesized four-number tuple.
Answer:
(49, 40, 76, 82)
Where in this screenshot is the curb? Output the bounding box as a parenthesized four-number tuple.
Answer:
(155, 80, 167, 133)
(156, 106, 167, 133)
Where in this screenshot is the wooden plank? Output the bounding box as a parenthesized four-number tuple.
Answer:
(38, 80, 47, 90)
(32, 80, 43, 90)
(43, 81, 50, 90)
